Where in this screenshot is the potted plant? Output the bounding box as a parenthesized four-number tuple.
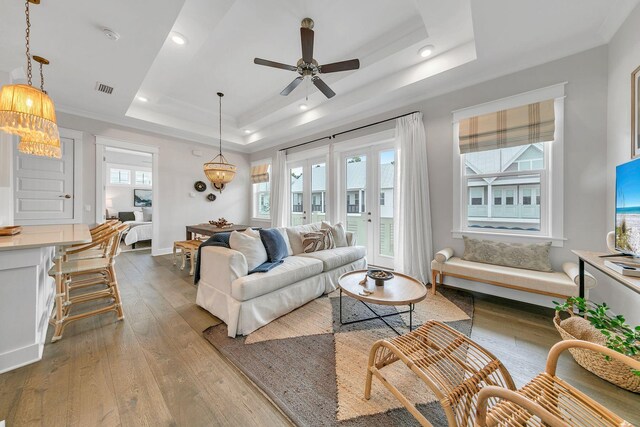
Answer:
(554, 297, 640, 393)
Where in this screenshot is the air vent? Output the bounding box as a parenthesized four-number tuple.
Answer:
(95, 82, 114, 94)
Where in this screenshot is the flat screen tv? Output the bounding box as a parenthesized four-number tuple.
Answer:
(615, 157, 640, 257)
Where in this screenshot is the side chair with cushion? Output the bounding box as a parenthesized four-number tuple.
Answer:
(48, 223, 129, 342)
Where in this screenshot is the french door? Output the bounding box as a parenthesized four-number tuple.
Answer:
(288, 157, 327, 226)
(341, 145, 396, 269)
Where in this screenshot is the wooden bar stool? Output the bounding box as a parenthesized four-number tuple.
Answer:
(173, 239, 203, 276)
(48, 224, 129, 342)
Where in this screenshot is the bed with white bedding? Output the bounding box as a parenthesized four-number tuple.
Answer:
(123, 221, 152, 247)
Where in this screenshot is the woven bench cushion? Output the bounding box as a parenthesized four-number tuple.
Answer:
(431, 257, 594, 297)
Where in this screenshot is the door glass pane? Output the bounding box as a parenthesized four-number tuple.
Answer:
(379, 150, 394, 257)
(290, 166, 304, 226)
(311, 162, 326, 223)
(345, 155, 367, 248)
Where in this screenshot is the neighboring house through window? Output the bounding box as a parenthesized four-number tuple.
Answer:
(452, 83, 565, 243)
(251, 161, 271, 220)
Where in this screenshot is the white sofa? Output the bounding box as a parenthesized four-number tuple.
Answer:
(431, 248, 597, 299)
(196, 223, 366, 337)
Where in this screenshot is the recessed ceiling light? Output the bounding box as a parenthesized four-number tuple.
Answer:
(103, 28, 120, 41)
(244, 129, 251, 134)
(418, 45, 435, 58)
(137, 96, 149, 102)
(299, 103, 308, 111)
(170, 32, 187, 45)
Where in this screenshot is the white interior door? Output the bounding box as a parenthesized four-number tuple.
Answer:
(341, 145, 395, 269)
(14, 137, 75, 221)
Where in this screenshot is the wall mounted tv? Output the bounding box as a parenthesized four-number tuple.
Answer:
(615, 157, 640, 257)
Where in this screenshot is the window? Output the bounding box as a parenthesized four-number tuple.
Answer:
(380, 192, 385, 206)
(135, 170, 152, 185)
(252, 162, 271, 220)
(453, 85, 565, 243)
(109, 168, 130, 185)
(463, 145, 544, 231)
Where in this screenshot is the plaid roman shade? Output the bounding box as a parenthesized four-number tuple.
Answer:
(250, 163, 270, 184)
(458, 99, 555, 154)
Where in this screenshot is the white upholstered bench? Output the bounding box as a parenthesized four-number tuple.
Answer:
(431, 248, 596, 299)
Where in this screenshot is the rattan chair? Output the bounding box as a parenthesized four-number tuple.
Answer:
(474, 340, 640, 427)
(365, 321, 639, 427)
(48, 223, 129, 342)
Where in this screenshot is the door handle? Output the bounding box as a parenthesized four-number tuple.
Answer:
(367, 219, 372, 223)
(59, 194, 71, 199)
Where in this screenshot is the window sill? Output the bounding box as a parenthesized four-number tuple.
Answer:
(251, 218, 271, 223)
(452, 229, 566, 247)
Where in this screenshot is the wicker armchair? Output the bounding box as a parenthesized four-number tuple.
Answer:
(475, 339, 640, 427)
(365, 321, 639, 427)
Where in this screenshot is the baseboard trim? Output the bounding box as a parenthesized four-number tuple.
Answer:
(0, 342, 42, 374)
(153, 247, 173, 256)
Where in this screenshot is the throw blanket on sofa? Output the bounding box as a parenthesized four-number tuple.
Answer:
(194, 234, 231, 284)
(194, 233, 283, 284)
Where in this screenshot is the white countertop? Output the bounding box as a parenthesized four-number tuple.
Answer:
(0, 224, 91, 251)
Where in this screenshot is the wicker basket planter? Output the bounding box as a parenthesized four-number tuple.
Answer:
(554, 311, 640, 393)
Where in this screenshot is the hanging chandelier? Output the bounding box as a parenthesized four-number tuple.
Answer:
(0, 0, 61, 158)
(203, 92, 236, 192)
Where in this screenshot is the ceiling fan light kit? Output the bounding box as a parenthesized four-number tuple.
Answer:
(254, 18, 360, 99)
(203, 92, 236, 193)
(0, 0, 61, 158)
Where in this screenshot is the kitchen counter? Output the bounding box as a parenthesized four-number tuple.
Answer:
(0, 223, 91, 374)
(0, 224, 91, 251)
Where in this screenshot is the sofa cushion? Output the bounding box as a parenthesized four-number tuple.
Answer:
(462, 236, 553, 272)
(302, 229, 335, 253)
(321, 221, 348, 247)
(231, 256, 323, 301)
(259, 228, 289, 262)
(229, 229, 268, 271)
(431, 257, 595, 297)
(298, 246, 366, 272)
(286, 222, 322, 255)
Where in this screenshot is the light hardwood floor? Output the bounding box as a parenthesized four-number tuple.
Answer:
(1, 250, 638, 426)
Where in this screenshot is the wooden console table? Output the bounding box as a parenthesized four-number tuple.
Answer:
(185, 224, 253, 240)
(572, 250, 640, 298)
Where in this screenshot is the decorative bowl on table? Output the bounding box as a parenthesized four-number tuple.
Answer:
(367, 269, 394, 286)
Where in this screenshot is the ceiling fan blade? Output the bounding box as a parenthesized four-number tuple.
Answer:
(254, 58, 297, 71)
(280, 76, 304, 96)
(301, 27, 314, 63)
(312, 76, 336, 99)
(320, 59, 360, 73)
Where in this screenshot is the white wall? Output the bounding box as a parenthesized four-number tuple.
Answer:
(251, 46, 613, 311)
(56, 112, 250, 253)
(0, 71, 14, 226)
(606, 4, 640, 324)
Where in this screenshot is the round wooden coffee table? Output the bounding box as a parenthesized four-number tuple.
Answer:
(338, 270, 427, 334)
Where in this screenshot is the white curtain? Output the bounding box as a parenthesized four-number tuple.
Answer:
(394, 112, 433, 284)
(270, 150, 288, 227)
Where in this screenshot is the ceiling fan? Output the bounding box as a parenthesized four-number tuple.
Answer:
(254, 18, 360, 99)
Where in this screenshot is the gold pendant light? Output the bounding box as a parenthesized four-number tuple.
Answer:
(0, 0, 61, 158)
(203, 92, 236, 192)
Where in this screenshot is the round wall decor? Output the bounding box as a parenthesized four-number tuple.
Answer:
(194, 181, 207, 192)
(207, 193, 217, 202)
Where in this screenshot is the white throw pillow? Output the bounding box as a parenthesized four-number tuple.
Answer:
(229, 229, 267, 271)
(133, 210, 143, 222)
(321, 221, 348, 247)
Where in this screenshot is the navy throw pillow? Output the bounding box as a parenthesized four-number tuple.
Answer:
(259, 228, 288, 262)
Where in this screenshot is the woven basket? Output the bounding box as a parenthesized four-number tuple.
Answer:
(554, 311, 640, 393)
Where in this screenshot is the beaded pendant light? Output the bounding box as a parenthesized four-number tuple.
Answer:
(203, 92, 236, 192)
(0, 0, 61, 158)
